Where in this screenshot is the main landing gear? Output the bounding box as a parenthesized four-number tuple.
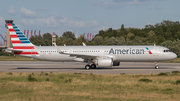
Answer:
(85, 64, 96, 69)
(155, 62, 159, 69)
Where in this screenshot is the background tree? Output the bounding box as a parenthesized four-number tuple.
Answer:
(103, 37, 125, 45)
(73, 35, 86, 45)
(29, 36, 35, 45)
(62, 31, 76, 41)
(56, 37, 63, 45)
(42, 33, 52, 46)
(127, 32, 135, 40)
(93, 36, 103, 45)
(34, 35, 44, 46)
(175, 31, 180, 39)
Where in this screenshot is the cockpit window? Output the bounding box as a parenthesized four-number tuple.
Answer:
(163, 50, 171, 52)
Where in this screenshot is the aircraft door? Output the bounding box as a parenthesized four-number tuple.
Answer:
(100, 49, 104, 55)
(153, 47, 158, 56)
(68, 49, 73, 53)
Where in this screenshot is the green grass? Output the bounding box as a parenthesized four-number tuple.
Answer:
(1, 72, 180, 101)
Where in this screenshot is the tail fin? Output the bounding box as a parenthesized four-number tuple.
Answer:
(6, 22, 38, 56)
(6, 23, 35, 49)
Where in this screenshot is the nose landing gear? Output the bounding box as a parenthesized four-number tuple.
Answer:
(155, 62, 159, 69)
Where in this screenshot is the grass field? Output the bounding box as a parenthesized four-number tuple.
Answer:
(0, 72, 180, 101)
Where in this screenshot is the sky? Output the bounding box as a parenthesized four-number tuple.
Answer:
(0, 0, 180, 44)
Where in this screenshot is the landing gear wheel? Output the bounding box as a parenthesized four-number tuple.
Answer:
(155, 65, 159, 69)
(154, 62, 159, 69)
(85, 65, 91, 70)
(91, 64, 96, 69)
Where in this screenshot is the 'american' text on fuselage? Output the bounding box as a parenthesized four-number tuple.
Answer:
(109, 48, 145, 54)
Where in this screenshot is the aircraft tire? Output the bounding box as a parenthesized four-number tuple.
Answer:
(85, 65, 91, 70)
(91, 64, 96, 69)
(155, 66, 159, 69)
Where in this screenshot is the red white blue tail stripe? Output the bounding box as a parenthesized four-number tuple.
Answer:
(7, 23, 38, 56)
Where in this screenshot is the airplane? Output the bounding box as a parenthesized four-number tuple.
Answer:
(4, 21, 177, 69)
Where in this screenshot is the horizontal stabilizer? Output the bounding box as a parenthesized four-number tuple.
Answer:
(5, 48, 23, 52)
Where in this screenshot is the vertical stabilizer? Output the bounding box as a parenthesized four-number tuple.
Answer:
(5, 21, 35, 49)
(5, 20, 38, 56)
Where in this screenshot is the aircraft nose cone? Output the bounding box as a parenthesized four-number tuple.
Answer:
(170, 53, 177, 60)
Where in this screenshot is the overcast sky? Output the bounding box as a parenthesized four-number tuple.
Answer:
(0, 0, 180, 43)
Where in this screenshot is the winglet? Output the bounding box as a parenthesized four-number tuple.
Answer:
(53, 43, 64, 54)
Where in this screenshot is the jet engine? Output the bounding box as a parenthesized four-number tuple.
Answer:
(113, 61, 120, 66)
(97, 58, 113, 67)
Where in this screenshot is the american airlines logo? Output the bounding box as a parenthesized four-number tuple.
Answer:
(109, 47, 152, 54)
(145, 47, 152, 54)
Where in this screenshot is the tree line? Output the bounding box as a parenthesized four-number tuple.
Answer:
(28, 20, 180, 56)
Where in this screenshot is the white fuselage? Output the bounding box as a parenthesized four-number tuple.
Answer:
(26, 45, 177, 62)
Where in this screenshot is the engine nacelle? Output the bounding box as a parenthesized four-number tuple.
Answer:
(97, 58, 113, 67)
(113, 61, 120, 66)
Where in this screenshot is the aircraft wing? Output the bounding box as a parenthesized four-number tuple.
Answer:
(53, 43, 107, 60)
(68, 53, 101, 60)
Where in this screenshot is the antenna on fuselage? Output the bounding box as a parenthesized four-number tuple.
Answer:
(82, 42, 86, 46)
